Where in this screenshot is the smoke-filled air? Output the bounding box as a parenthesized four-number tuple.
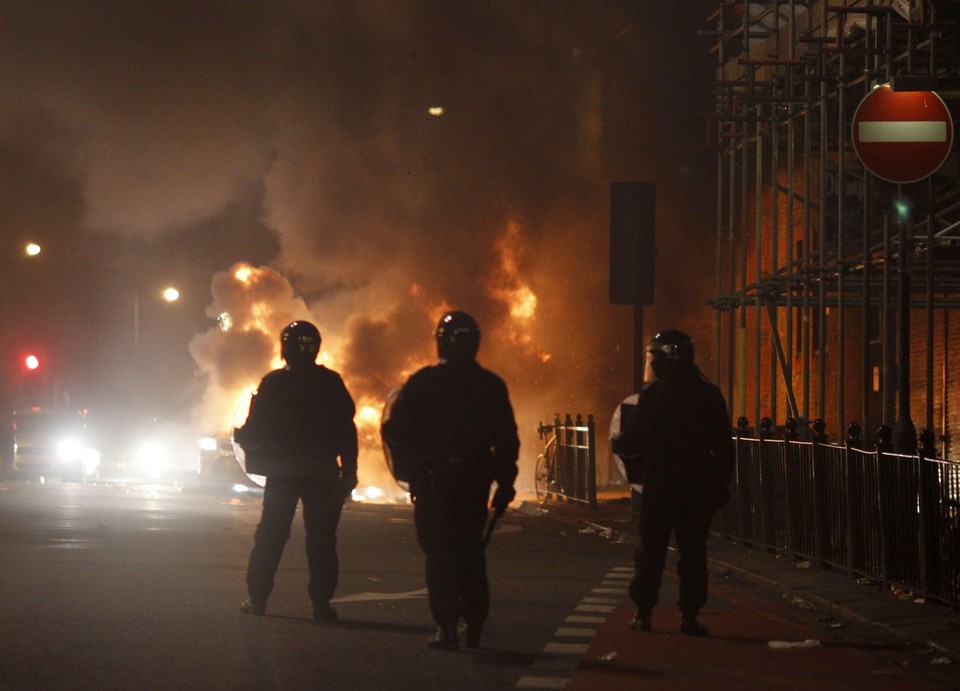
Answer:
(0, 2, 717, 491)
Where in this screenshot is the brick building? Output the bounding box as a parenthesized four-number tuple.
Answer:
(707, 1, 960, 454)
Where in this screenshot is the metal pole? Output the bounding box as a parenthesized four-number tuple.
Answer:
(893, 200, 917, 454)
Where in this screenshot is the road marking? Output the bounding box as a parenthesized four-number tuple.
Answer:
(555, 627, 596, 637)
(565, 614, 605, 624)
(331, 588, 428, 603)
(517, 565, 632, 690)
(544, 642, 590, 655)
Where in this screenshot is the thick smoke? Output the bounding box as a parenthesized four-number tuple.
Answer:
(0, 2, 718, 490)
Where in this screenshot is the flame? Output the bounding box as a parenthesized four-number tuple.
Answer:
(487, 220, 550, 362)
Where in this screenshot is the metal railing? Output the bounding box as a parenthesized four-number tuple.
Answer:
(535, 414, 597, 510)
(715, 430, 960, 608)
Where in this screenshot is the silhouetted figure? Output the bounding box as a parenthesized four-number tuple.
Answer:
(381, 311, 519, 651)
(612, 329, 734, 636)
(235, 320, 358, 621)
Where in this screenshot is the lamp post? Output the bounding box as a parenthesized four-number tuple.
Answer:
(133, 287, 180, 388)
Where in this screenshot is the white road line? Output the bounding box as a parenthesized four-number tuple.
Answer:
(565, 614, 605, 624)
(331, 588, 428, 603)
(518, 564, 634, 690)
(544, 642, 591, 655)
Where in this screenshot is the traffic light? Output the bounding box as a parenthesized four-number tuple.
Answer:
(17, 352, 47, 408)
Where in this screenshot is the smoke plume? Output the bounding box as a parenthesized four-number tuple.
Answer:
(0, 2, 718, 491)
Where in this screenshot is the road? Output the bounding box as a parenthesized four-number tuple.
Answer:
(0, 479, 955, 689)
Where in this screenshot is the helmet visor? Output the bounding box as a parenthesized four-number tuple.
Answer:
(646, 343, 681, 357)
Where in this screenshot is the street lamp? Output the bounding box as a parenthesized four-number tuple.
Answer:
(133, 287, 181, 375)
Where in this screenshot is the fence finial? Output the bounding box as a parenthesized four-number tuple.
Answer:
(846, 422, 862, 449)
(812, 418, 828, 443)
(875, 424, 892, 452)
(784, 417, 798, 441)
(919, 428, 937, 458)
(736, 416, 750, 438)
(759, 417, 773, 440)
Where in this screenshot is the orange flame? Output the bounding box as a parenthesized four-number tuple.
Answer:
(487, 220, 550, 362)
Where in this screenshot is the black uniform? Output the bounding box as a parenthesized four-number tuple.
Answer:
(236, 363, 358, 614)
(382, 359, 519, 635)
(618, 371, 734, 625)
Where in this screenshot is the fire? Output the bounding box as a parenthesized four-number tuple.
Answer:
(509, 285, 537, 320)
(487, 220, 550, 362)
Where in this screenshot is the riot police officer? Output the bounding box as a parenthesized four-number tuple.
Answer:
(381, 311, 519, 650)
(235, 320, 358, 622)
(612, 330, 734, 636)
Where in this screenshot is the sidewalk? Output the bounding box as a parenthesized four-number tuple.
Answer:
(528, 493, 960, 665)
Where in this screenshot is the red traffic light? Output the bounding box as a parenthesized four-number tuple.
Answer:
(24, 354, 40, 371)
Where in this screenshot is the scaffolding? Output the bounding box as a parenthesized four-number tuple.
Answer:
(707, 0, 960, 455)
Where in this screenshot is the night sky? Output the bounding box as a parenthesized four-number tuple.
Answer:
(0, 1, 718, 480)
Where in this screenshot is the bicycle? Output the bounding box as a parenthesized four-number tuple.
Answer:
(534, 421, 562, 505)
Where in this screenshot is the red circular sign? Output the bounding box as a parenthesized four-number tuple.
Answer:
(852, 85, 954, 184)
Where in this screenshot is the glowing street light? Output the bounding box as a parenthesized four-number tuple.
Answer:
(25, 243, 41, 257)
(134, 286, 182, 369)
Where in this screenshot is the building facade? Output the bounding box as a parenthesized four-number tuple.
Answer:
(709, 1, 960, 454)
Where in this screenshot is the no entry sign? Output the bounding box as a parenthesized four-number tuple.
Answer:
(852, 85, 954, 184)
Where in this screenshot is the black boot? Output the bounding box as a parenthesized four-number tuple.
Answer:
(239, 599, 266, 616)
(680, 615, 709, 636)
(428, 623, 459, 651)
(460, 620, 483, 647)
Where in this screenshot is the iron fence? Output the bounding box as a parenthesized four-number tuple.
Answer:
(716, 434, 960, 607)
(535, 414, 597, 510)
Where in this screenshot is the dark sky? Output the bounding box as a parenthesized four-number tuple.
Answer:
(0, 1, 718, 479)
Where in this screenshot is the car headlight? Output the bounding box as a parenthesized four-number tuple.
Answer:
(57, 438, 84, 462)
(136, 441, 170, 478)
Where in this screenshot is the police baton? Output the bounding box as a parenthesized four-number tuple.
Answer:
(481, 504, 507, 549)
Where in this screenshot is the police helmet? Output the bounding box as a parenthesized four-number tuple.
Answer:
(281, 320, 321, 367)
(646, 330, 694, 364)
(436, 311, 480, 362)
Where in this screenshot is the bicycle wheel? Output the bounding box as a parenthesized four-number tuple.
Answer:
(534, 439, 558, 505)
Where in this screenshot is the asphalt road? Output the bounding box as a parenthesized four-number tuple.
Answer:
(0, 480, 625, 690)
(0, 479, 956, 690)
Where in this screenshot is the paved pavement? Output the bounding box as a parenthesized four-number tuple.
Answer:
(527, 493, 960, 678)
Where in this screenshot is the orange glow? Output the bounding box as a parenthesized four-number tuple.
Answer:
(509, 285, 537, 320)
(486, 220, 550, 362)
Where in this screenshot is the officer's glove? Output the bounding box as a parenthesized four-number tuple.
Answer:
(340, 475, 358, 502)
(491, 485, 515, 513)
